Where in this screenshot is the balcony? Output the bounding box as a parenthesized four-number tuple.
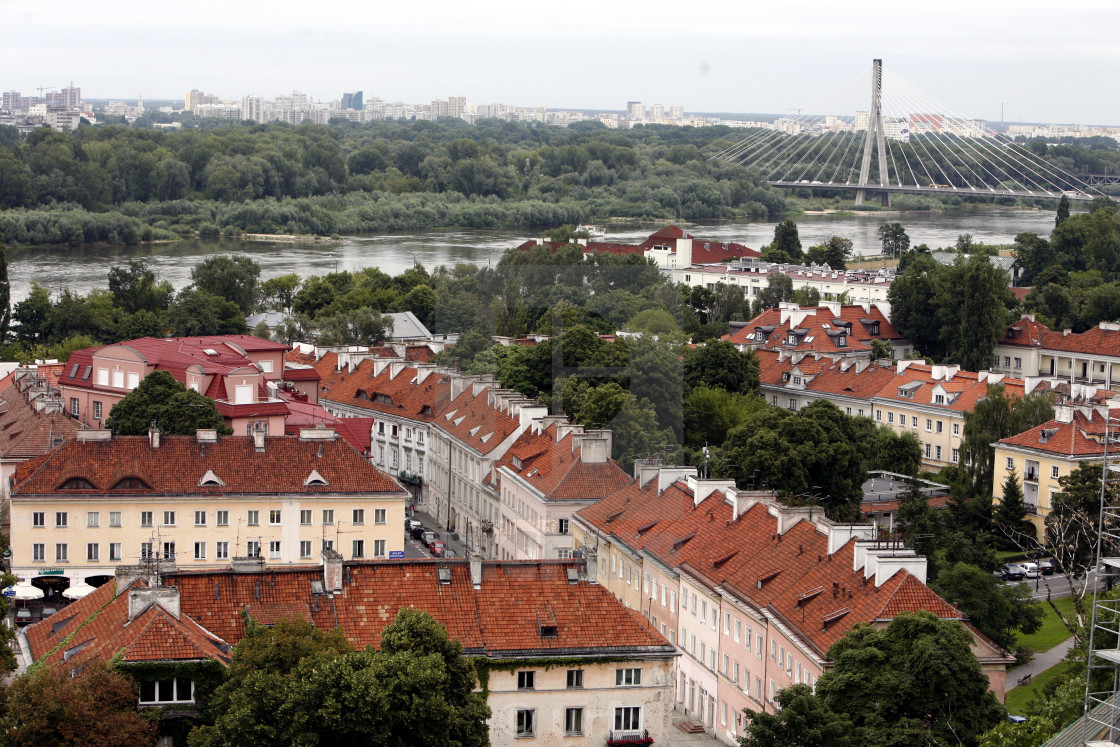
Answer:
(608, 730, 652, 746)
(397, 471, 423, 486)
(1024, 471, 1039, 483)
(1025, 503, 1039, 515)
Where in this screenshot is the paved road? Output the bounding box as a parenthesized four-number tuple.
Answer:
(1007, 637, 1077, 687)
(998, 569, 1106, 600)
(404, 509, 469, 560)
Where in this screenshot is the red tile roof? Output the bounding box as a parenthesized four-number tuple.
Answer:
(11, 434, 405, 496)
(25, 578, 232, 668)
(997, 315, 1050, 347)
(726, 305, 901, 354)
(162, 561, 675, 658)
(0, 379, 79, 459)
(496, 425, 633, 502)
(998, 407, 1118, 457)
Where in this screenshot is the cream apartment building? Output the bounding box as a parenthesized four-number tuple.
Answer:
(9, 429, 408, 590)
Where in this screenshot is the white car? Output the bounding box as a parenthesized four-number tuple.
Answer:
(1021, 562, 1040, 579)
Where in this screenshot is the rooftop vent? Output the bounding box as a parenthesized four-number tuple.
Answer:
(566, 567, 579, 585)
(437, 567, 452, 585)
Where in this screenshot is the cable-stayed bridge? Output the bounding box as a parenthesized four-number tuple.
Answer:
(714, 59, 1104, 205)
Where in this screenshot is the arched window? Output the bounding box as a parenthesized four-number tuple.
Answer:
(59, 478, 96, 490)
(112, 477, 151, 490)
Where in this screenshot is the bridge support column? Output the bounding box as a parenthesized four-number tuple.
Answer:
(856, 59, 891, 207)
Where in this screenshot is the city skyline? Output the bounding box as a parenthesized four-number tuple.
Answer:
(4, 0, 1120, 126)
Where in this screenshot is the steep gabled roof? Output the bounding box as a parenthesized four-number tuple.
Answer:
(497, 425, 633, 502)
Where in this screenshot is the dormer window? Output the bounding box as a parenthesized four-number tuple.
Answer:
(59, 478, 96, 490)
(934, 394, 945, 405)
(512, 456, 523, 470)
(112, 477, 150, 490)
(373, 393, 393, 405)
(787, 334, 798, 345)
(792, 375, 802, 385)
(837, 335, 847, 347)
(755, 331, 766, 342)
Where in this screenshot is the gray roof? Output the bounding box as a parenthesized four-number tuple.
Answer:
(1043, 692, 1120, 746)
(383, 311, 432, 341)
(930, 252, 1018, 274)
(245, 311, 289, 329)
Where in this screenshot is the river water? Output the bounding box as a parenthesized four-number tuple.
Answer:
(6, 206, 1061, 304)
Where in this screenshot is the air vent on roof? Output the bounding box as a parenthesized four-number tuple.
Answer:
(204, 348, 219, 356)
(304, 469, 329, 486)
(63, 640, 91, 662)
(310, 579, 325, 595)
(672, 533, 696, 552)
(821, 606, 852, 628)
(437, 567, 452, 585)
(51, 615, 76, 636)
(1039, 428, 1059, 444)
(444, 410, 457, 421)
(796, 586, 825, 605)
(453, 416, 466, 426)
(480, 433, 492, 443)
(712, 550, 739, 569)
(566, 568, 579, 585)
(526, 468, 539, 478)
(756, 570, 781, 589)
(605, 510, 625, 524)
(469, 426, 481, 436)
(636, 520, 659, 536)
(537, 609, 559, 637)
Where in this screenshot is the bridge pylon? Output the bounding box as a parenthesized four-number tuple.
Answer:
(855, 58, 891, 207)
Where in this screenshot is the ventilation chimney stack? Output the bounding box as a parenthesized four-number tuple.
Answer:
(469, 551, 483, 589)
(253, 425, 266, 452)
(128, 585, 181, 622)
(322, 547, 343, 593)
(148, 426, 160, 449)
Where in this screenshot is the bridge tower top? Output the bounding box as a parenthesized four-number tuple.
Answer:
(856, 58, 891, 206)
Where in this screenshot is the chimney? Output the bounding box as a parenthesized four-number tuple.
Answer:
(77, 429, 112, 443)
(469, 552, 483, 589)
(583, 545, 598, 584)
(253, 426, 266, 452)
(322, 547, 343, 592)
(576, 431, 611, 463)
(128, 585, 181, 622)
(148, 426, 160, 449)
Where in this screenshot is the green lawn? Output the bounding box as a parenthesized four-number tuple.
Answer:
(1005, 660, 1079, 715)
(1017, 596, 1079, 653)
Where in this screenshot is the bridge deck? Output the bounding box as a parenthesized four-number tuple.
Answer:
(768, 181, 1096, 202)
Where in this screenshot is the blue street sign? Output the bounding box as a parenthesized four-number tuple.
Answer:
(2, 590, 15, 598)
(389, 551, 405, 559)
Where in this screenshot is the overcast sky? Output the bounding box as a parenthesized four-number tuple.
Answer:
(5, 0, 1118, 125)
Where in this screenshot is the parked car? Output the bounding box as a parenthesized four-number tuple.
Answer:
(405, 519, 422, 534)
(1021, 562, 1040, 579)
(421, 530, 441, 545)
(1040, 559, 1057, 576)
(995, 564, 1026, 581)
(410, 525, 428, 541)
(429, 540, 447, 557)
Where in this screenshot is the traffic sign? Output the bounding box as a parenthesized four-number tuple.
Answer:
(389, 551, 405, 559)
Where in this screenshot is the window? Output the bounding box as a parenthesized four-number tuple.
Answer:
(374, 508, 386, 525)
(56, 512, 68, 528)
(936, 420, 943, 434)
(194, 542, 206, 560)
(788, 398, 797, 410)
(300, 510, 312, 525)
(1006, 457, 1015, 470)
(1014, 357, 1022, 369)
(700, 641, 706, 663)
(323, 509, 335, 525)
(69, 397, 79, 417)
(1052, 466, 1060, 479)
(616, 668, 642, 686)
(935, 445, 942, 460)
(246, 541, 260, 558)
(564, 707, 583, 735)
(269, 510, 281, 525)
(924, 442, 932, 458)
(418, 431, 424, 445)
(952, 448, 959, 464)
(517, 671, 535, 690)
(734, 618, 741, 642)
(217, 510, 229, 527)
(733, 660, 740, 686)
(300, 540, 312, 559)
(352, 540, 365, 558)
(373, 539, 386, 558)
(756, 634, 763, 656)
(141, 542, 153, 559)
(110, 543, 121, 562)
(353, 509, 365, 525)
(194, 510, 206, 526)
(911, 416, 918, 428)
(162, 541, 175, 560)
(391, 425, 398, 438)
(614, 707, 642, 731)
(557, 518, 569, 535)
(770, 639, 777, 660)
(216, 542, 229, 560)
(1004, 356, 1011, 367)
(722, 652, 729, 674)
(269, 541, 281, 559)
(163, 511, 176, 527)
(516, 709, 534, 737)
(56, 543, 68, 562)
(86, 511, 99, 528)
(87, 543, 99, 562)
(925, 418, 932, 431)
(32, 543, 44, 562)
(875, 409, 882, 421)
(139, 678, 194, 705)
(953, 423, 960, 436)
(934, 394, 945, 405)
(566, 669, 584, 689)
(887, 412, 894, 424)
(247, 510, 259, 526)
(32, 512, 44, 528)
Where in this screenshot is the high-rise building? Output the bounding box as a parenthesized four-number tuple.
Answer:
(649, 104, 664, 120)
(44, 83, 81, 110)
(448, 95, 466, 118)
(668, 105, 684, 121)
(627, 101, 644, 120)
(341, 91, 363, 110)
(240, 96, 265, 122)
(2, 91, 24, 113)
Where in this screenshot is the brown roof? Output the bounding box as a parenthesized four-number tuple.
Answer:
(998, 407, 1118, 457)
(11, 434, 405, 496)
(164, 560, 674, 657)
(0, 380, 79, 459)
(726, 305, 901, 354)
(25, 578, 232, 668)
(496, 425, 633, 502)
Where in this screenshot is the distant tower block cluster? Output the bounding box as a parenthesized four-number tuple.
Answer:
(625, 101, 685, 126)
(340, 91, 363, 110)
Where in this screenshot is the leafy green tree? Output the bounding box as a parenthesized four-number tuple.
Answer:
(1012, 232, 1057, 288)
(190, 609, 489, 747)
(931, 562, 1043, 652)
(11, 283, 52, 343)
(104, 370, 232, 435)
(108, 261, 172, 315)
(878, 222, 910, 258)
(752, 271, 795, 314)
(625, 308, 680, 336)
(769, 219, 803, 262)
(1056, 194, 1071, 227)
(683, 340, 759, 394)
(190, 255, 261, 314)
(994, 472, 1034, 546)
(683, 386, 761, 449)
(258, 273, 301, 314)
(865, 426, 922, 475)
(0, 661, 158, 746)
(804, 235, 853, 270)
(165, 288, 246, 337)
(316, 309, 390, 346)
(739, 684, 856, 747)
(816, 612, 1005, 747)
(962, 384, 1054, 497)
(869, 338, 892, 361)
(978, 672, 1084, 747)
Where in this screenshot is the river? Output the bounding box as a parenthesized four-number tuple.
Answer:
(6, 206, 1062, 304)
